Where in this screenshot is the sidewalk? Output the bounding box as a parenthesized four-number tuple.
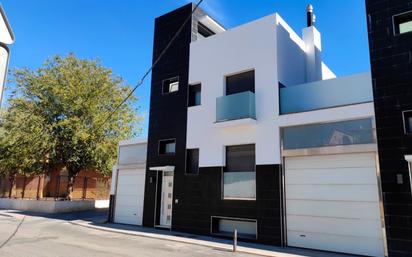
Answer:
(69, 217, 355, 257)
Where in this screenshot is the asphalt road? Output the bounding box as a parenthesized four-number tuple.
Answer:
(0, 211, 255, 257)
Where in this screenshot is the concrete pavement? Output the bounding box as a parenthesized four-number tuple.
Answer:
(0, 209, 356, 257)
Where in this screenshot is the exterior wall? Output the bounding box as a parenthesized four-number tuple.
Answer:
(365, 1, 412, 256)
(143, 3, 194, 227)
(188, 14, 279, 166)
(0, 6, 14, 107)
(275, 15, 307, 86)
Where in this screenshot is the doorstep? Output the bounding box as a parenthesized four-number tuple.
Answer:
(69, 219, 356, 257)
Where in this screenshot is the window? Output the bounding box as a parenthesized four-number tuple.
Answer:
(163, 77, 179, 94)
(403, 111, 412, 134)
(198, 22, 215, 39)
(393, 11, 412, 35)
(223, 144, 256, 200)
(188, 84, 201, 107)
(211, 217, 257, 239)
(283, 118, 375, 150)
(159, 139, 176, 155)
(226, 70, 255, 96)
(186, 149, 199, 175)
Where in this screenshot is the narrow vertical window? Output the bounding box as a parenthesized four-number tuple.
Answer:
(186, 149, 199, 175)
(403, 111, 412, 134)
(188, 84, 201, 107)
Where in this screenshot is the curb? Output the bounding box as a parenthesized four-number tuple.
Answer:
(69, 220, 300, 257)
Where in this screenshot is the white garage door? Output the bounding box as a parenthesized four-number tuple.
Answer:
(114, 168, 146, 226)
(285, 153, 385, 257)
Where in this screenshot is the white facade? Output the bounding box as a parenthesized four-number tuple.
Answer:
(187, 13, 372, 167)
(0, 6, 14, 107)
(186, 12, 384, 256)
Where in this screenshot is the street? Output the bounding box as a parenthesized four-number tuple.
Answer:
(0, 211, 255, 257)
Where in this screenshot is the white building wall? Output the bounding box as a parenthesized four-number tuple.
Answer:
(275, 14, 307, 86)
(187, 13, 373, 167)
(188, 14, 279, 167)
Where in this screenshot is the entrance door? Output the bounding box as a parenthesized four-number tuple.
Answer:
(285, 153, 385, 257)
(159, 172, 173, 227)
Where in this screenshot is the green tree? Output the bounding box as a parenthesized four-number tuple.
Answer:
(0, 54, 141, 199)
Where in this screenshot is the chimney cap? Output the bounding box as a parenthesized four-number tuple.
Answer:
(306, 4, 314, 13)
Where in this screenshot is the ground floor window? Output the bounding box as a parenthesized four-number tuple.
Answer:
(223, 144, 256, 200)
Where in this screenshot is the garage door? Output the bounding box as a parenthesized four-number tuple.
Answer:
(285, 153, 385, 257)
(114, 168, 146, 225)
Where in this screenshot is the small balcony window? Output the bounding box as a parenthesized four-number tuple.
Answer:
(393, 11, 412, 35)
(159, 139, 176, 155)
(163, 77, 179, 94)
(188, 84, 201, 107)
(226, 70, 255, 95)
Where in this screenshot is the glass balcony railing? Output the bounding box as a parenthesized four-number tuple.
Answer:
(279, 73, 373, 114)
(216, 91, 256, 123)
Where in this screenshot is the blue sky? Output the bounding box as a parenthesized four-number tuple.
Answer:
(1, 0, 370, 139)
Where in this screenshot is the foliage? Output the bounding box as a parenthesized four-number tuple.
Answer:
(0, 54, 141, 196)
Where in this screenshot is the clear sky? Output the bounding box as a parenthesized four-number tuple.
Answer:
(1, 0, 370, 139)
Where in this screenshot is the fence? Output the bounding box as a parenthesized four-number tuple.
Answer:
(0, 175, 110, 200)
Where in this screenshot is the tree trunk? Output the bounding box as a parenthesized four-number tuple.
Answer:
(8, 174, 16, 198)
(67, 169, 78, 201)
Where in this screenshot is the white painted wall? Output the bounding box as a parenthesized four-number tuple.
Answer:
(188, 14, 279, 167)
(187, 12, 373, 167)
(0, 7, 13, 108)
(118, 139, 147, 166)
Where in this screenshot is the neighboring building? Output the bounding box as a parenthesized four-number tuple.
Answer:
(110, 139, 147, 225)
(366, 1, 412, 256)
(0, 5, 14, 107)
(112, 3, 388, 257)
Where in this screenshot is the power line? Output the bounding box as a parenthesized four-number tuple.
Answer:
(96, 0, 204, 131)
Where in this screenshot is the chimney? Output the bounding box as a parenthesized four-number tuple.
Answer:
(306, 4, 316, 27)
(303, 4, 322, 82)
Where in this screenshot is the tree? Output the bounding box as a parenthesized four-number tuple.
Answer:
(0, 54, 141, 199)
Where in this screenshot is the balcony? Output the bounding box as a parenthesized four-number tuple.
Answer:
(216, 91, 256, 124)
(279, 73, 373, 114)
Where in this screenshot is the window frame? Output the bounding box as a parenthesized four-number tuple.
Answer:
(402, 110, 412, 135)
(162, 76, 180, 95)
(158, 138, 177, 156)
(222, 144, 256, 201)
(185, 148, 200, 175)
(393, 10, 412, 36)
(188, 83, 201, 107)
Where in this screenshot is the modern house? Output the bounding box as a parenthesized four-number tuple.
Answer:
(366, 1, 412, 256)
(0, 5, 14, 107)
(111, 3, 389, 257)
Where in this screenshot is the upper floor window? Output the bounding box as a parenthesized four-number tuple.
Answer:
(198, 22, 215, 39)
(163, 77, 179, 94)
(159, 139, 176, 155)
(393, 11, 412, 35)
(188, 84, 201, 107)
(403, 111, 412, 134)
(226, 70, 255, 96)
(186, 149, 199, 175)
